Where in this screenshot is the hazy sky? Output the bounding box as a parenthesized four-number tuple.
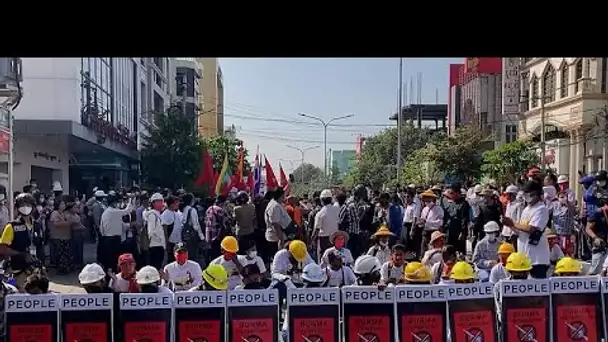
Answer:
(219, 58, 462, 173)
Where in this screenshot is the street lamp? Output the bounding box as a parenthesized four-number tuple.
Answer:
(286, 144, 320, 184)
(298, 113, 354, 184)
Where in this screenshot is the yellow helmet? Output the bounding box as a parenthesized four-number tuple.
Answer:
(505, 252, 532, 272)
(449, 261, 476, 281)
(288, 240, 308, 262)
(202, 264, 228, 290)
(555, 257, 582, 275)
(403, 262, 433, 283)
(220, 236, 239, 253)
(498, 242, 515, 254)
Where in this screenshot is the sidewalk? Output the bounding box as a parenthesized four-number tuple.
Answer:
(48, 242, 98, 294)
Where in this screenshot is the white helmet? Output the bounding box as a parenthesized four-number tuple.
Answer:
(505, 185, 519, 194)
(301, 263, 327, 283)
(320, 189, 332, 199)
(78, 263, 106, 285)
(52, 181, 63, 192)
(94, 190, 107, 197)
(483, 221, 500, 233)
(557, 175, 569, 184)
(150, 192, 164, 202)
(353, 255, 382, 275)
(473, 184, 483, 193)
(136, 266, 161, 285)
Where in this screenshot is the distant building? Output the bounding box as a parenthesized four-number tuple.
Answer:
(197, 58, 224, 137)
(169, 58, 202, 132)
(331, 150, 357, 176)
(389, 104, 447, 131)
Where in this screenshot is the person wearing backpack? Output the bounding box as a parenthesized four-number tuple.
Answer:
(180, 193, 205, 265)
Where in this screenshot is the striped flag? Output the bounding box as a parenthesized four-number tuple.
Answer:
(253, 146, 261, 196)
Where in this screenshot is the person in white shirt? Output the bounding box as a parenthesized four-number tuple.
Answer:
(324, 250, 356, 287)
(502, 180, 551, 279)
(366, 225, 394, 265)
(430, 245, 458, 284)
(400, 190, 419, 246)
(161, 196, 183, 263)
(163, 243, 203, 291)
(502, 185, 523, 246)
(472, 221, 501, 272)
(238, 240, 269, 282)
(312, 189, 340, 257)
(378, 244, 407, 286)
(145, 193, 166, 270)
(556, 175, 576, 204)
(108, 253, 138, 293)
(264, 188, 291, 256)
(546, 231, 565, 276)
(180, 193, 205, 263)
(270, 239, 314, 285)
(209, 236, 243, 290)
(320, 231, 354, 268)
(421, 231, 446, 267)
(135, 265, 173, 294)
(418, 190, 444, 255)
(99, 195, 133, 271)
(489, 242, 515, 284)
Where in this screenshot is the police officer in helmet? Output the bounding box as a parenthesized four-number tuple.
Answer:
(0, 193, 45, 290)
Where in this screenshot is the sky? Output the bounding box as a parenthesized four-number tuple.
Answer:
(219, 58, 462, 173)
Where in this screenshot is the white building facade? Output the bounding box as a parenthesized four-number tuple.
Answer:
(168, 58, 203, 132)
(5, 57, 170, 194)
(518, 57, 608, 198)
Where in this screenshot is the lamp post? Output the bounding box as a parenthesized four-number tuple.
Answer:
(286, 144, 320, 184)
(298, 113, 354, 185)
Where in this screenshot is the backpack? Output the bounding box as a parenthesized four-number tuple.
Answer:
(181, 208, 197, 242)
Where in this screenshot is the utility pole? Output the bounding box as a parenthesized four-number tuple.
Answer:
(286, 145, 319, 184)
(397, 58, 403, 181)
(298, 113, 354, 186)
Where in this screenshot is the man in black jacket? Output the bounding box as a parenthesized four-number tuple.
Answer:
(440, 183, 471, 255)
(472, 188, 502, 251)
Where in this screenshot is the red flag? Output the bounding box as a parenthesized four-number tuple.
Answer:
(279, 163, 290, 195)
(264, 155, 278, 189)
(194, 149, 214, 189)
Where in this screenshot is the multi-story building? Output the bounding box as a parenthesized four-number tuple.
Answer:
(197, 58, 224, 137)
(331, 150, 357, 176)
(169, 58, 202, 131)
(448, 58, 503, 146)
(3, 57, 170, 194)
(518, 58, 608, 197)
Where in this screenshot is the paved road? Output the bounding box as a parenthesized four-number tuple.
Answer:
(48, 242, 98, 294)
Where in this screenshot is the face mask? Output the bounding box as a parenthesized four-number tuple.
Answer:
(334, 238, 345, 249)
(18, 206, 33, 216)
(140, 284, 158, 293)
(152, 202, 164, 211)
(175, 252, 188, 264)
(379, 240, 389, 247)
(600, 181, 607, 188)
(487, 234, 497, 243)
(247, 250, 258, 258)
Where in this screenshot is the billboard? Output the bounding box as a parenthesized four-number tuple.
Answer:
(502, 58, 521, 115)
(464, 58, 502, 75)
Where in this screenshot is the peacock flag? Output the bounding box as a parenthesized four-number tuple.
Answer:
(214, 153, 231, 196)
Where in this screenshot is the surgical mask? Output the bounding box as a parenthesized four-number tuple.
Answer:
(18, 206, 33, 216)
(487, 234, 497, 243)
(247, 251, 258, 258)
(140, 284, 158, 293)
(599, 181, 607, 188)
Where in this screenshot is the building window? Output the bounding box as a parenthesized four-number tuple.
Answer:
(80, 57, 113, 122)
(505, 124, 517, 143)
(175, 71, 185, 97)
(542, 63, 556, 103)
(560, 63, 569, 98)
(575, 59, 583, 93)
(531, 75, 539, 108)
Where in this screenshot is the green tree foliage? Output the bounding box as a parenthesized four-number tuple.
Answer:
(292, 163, 323, 184)
(201, 135, 251, 173)
(140, 105, 202, 189)
(432, 125, 486, 182)
(481, 139, 538, 185)
(348, 123, 439, 188)
(402, 144, 442, 185)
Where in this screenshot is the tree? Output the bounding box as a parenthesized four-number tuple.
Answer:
(402, 145, 442, 185)
(347, 123, 440, 188)
(140, 105, 202, 189)
(481, 139, 538, 185)
(330, 164, 343, 185)
(292, 163, 323, 184)
(433, 125, 486, 182)
(202, 135, 251, 173)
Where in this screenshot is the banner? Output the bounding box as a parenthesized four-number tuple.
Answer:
(60, 293, 113, 342)
(500, 279, 550, 342)
(342, 286, 395, 342)
(551, 277, 601, 342)
(447, 283, 497, 342)
(227, 289, 279, 342)
(396, 285, 447, 342)
(119, 293, 173, 342)
(174, 291, 226, 342)
(287, 287, 340, 342)
(5, 294, 59, 342)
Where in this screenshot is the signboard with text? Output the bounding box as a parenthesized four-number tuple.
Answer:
(287, 287, 340, 342)
(500, 279, 551, 342)
(227, 289, 279, 342)
(5, 294, 59, 342)
(447, 283, 497, 342)
(174, 291, 226, 342)
(119, 293, 173, 342)
(551, 277, 602, 342)
(60, 293, 113, 342)
(342, 286, 395, 342)
(396, 285, 447, 342)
